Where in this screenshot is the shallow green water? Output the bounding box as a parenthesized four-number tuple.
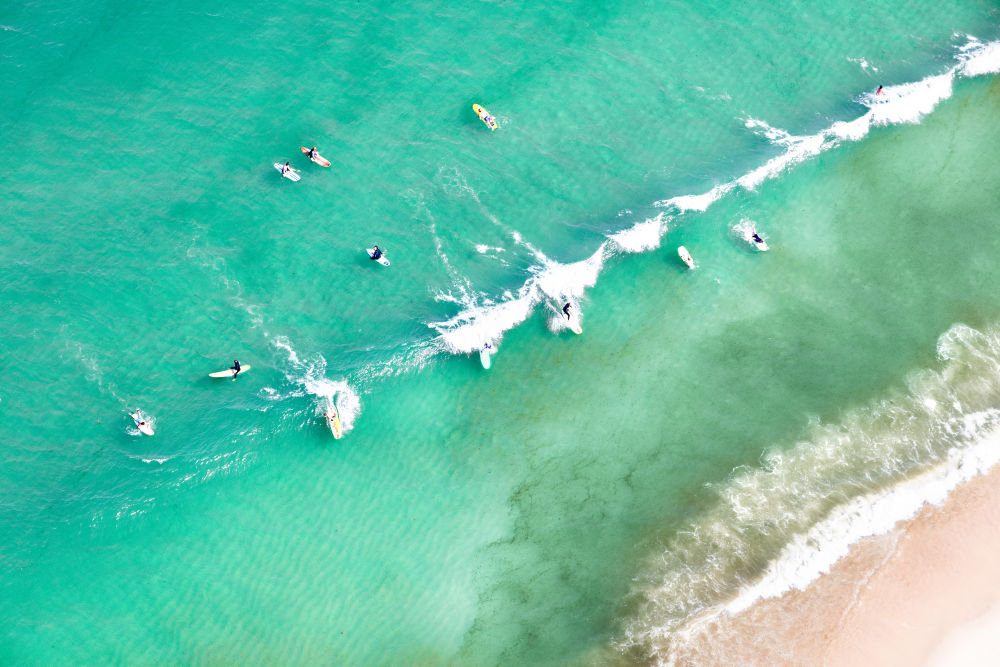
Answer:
(3, 0, 1000, 664)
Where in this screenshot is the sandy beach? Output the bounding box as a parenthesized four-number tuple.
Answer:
(671, 462, 1000, 666)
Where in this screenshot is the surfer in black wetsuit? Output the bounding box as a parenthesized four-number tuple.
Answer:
(231, 360, 241, 379)
(562, 302, 572, 320)
(307, 146, 317, 159)
(752, 232, 764, 244)
(371, 246, 382, 260)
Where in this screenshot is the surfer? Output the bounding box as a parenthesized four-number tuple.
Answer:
(876, 85, 885, 96)
(370, 246, 383, 261)
(281, 161, 293, 176)
(231, 360, 241, 379)
(562, 302, 572, 320)
(752, 232, 764, 244)
(307, 146, 317, 159)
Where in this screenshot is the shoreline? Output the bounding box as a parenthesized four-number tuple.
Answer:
(670, 461, 1000, 666)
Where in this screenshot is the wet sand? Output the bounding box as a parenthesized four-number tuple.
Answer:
(672, 463, 1000, 666)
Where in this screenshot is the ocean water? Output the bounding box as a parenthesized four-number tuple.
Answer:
(3, 0, 1000, 664)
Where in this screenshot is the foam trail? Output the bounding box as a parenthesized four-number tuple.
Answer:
(475, 244, 506, 254)
(186, 236, 265, 330)
(271, 336, 362, 432)
(430, 245, 606, 352)
(730, 217, 766, 250)
(617, 322, 1000, 664)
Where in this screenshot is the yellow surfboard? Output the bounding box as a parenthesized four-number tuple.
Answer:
(325, 411, 343, 439)
(472, 104, 498, 131)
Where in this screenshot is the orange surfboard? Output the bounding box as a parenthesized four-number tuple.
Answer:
(300, 147, 331, 167)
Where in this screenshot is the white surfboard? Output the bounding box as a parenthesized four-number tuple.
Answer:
(678, 245, 695, 269)
(560, 304, 583, 334)
(480, 345, 493, 369)
(367, 247, 390, 266)
(129, 410, 154, 436)
(209, 365, 250, 378)
(324, 411, 343, 439)
(274, 163, 301, 181)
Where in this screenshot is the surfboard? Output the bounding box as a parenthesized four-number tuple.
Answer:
(367, 248, 390, 266)
(678, 245, 695, 269)
(560, 304, 583, 335)
(274, 163, 301, 181)
(129, 411, 154, 436)
(324, 411, 343, 439)
(472, 103, 498, 131)
(480, 346, 493, 369)
(209, 365, 251, 378)
(300, 147, 331, 167)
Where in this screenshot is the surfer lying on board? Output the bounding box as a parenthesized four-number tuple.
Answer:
(371, 246, 383, 260)
(752, 232, 764, 244)
(562, 303, 572, 319)
(231, 360, 241, 379)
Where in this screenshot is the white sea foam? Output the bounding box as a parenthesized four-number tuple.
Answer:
(957, 36, 1000, 77)
(655, 184, 733, 213)
(848, 56, 877, 72)
(429, 245, 606, 352)
(862, 73, 954, 127)
(730, 217, 766, 250)
(726, 417, 1000, 615)
(618, 322, 1000, 664)
(608, 213, 668, 253)
(272, 335, 363, 433)
(431, 292, 534, 353)
(475, 244, 506, 254)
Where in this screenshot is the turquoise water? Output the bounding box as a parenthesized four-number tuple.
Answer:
(4, 1, 1000, 663)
